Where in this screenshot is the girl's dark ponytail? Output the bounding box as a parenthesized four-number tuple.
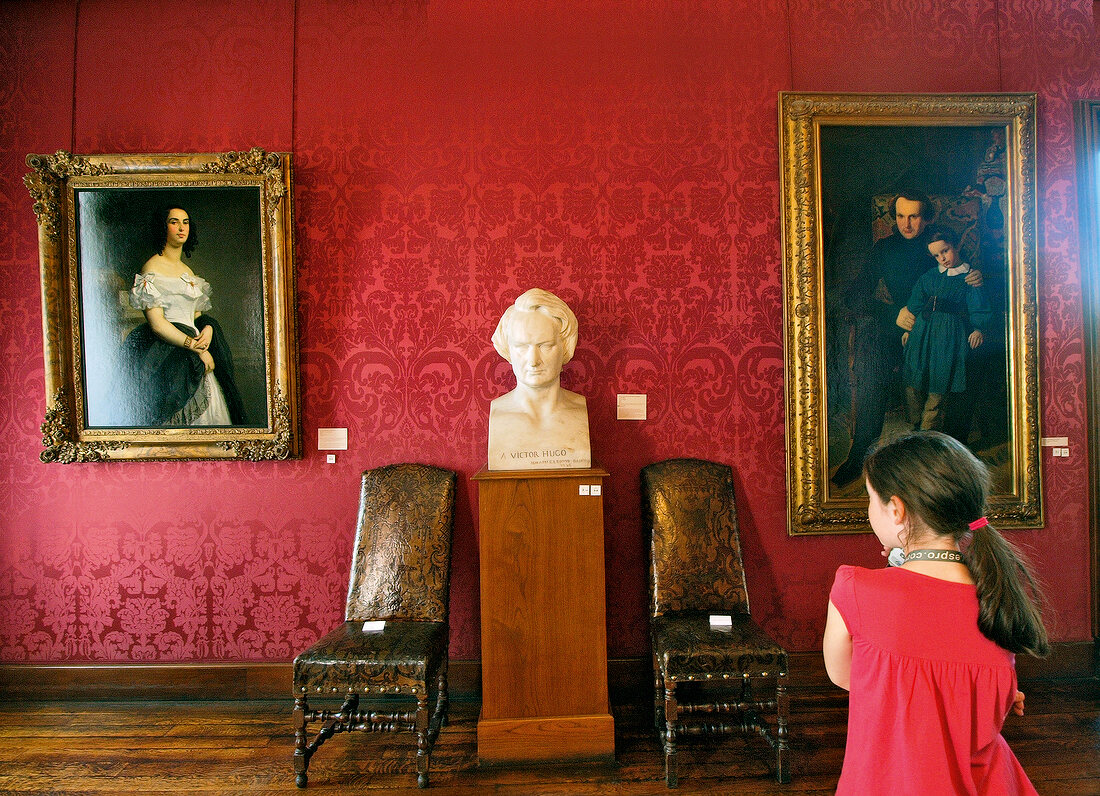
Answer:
(966, 522, 1050, 657)
(864, 431, 1050, 658)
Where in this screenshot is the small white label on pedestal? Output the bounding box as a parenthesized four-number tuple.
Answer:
(362, 620, 386, 633)
(591, 484, 601, 496)
(579, 485, 590, 496)
(709, 614, 733, 629)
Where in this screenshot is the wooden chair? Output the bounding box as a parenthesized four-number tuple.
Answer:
(641, 458, 790, 788)
(292, 463, 456, 789)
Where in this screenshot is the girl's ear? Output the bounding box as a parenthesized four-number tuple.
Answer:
(886, 495, 907, 527)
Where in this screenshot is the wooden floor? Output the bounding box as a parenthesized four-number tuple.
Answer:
(0, 679, 1097, 794)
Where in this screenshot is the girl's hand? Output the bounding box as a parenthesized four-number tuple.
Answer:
(198, 350, 215, 373)
(968, 330, 984, 349)
(195, 326, 212, 351)
(901, 331, 909, 346)
(1011, 690, 1025, 716)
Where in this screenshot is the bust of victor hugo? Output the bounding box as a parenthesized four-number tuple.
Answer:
(487, 288, 592, 471)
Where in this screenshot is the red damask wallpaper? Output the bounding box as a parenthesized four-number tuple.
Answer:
(1, 1, 1097, 663)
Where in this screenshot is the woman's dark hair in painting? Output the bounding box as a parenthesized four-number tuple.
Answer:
(149, 204, 198, 258)
(888, 190, 936, 224)
(927, 225, 960, 249)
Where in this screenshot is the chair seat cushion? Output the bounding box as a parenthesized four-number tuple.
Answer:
(653, 612, 787, 679)
(293, 620, 446, 696)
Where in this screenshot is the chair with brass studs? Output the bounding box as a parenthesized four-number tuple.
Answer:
(292, 463, 456, 789)
(641, 458, 790, 787)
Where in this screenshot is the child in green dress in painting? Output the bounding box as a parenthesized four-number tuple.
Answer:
(900, 227, 993, 434)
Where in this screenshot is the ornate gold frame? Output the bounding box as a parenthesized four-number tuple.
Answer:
(779, 93, 1041, 534)
(25, 149, 300, 461)
(1074, 99, 1100, 636)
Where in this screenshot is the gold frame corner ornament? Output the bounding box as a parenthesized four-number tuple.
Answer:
(40, 387, 126, 464)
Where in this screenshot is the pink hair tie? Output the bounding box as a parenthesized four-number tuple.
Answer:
(968, 517, 989, 531)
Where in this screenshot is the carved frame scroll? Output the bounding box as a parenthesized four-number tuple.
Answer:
(26, 149, 300, 461)
(779, 93, 1042, 534)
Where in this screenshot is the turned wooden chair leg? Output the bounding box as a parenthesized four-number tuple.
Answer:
(663, 683, 678, 788)
(776, 671, 791, 783)
(653, 654, 665, 730)
(416, 692, 430, 788)
(293, 695, 310, 788)
(434, 664, 448, 731)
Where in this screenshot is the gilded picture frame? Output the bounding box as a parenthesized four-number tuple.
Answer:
(779, 93, 1041, 535)
(25, 149, 300, 462)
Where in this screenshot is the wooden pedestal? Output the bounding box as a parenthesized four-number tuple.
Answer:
(474, 466, 615, 764)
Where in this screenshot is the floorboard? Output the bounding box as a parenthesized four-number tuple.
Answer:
(0, 678, 1096, 794)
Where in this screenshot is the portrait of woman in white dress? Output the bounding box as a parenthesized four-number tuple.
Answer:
(113, 204, 247, 427)
(31, 154, 294, 460)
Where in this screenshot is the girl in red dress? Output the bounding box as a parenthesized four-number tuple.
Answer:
(823, 431, 1048, 795)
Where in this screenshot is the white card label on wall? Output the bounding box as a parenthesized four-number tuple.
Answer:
(617, 393, 647, 420)
(318, 427, 348, 450)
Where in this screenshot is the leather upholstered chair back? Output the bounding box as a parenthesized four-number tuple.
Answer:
(345, 463, 455, 623)
(641, 458, 750, 618)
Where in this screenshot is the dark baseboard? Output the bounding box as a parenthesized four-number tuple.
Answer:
(0, 662, 294, 702)
(1, 641, 1093, 702)
(1015, 639, 1098, 681)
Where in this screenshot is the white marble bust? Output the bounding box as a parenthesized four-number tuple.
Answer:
(488, 289, 591, 471)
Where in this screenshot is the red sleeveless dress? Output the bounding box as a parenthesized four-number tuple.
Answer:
(830, 565, 1037, 795)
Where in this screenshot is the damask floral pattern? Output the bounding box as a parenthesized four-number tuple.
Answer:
(0, 1, 1097, 666)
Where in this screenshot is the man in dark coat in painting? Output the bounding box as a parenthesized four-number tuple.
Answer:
(831, 190, 981, 486)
